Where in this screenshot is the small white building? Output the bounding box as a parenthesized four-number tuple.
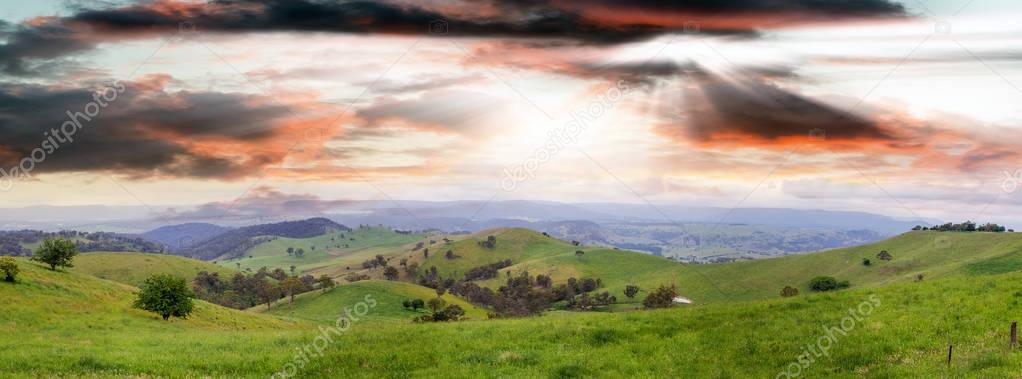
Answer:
(672, 296, 693, 305)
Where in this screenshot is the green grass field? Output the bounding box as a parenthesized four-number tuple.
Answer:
(7, 245, 1022, 377)
(259, 280, 489, 323)
(7, 230, 1022, 377)
(73, 252, 239, 287)
(217, 227, 427, 276)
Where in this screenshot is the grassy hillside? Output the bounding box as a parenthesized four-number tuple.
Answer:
(0, 259, 310, 377)
(218, 226, 427, 276)
(259, 280, 488, 323)
(676, 230, 1022, 303)
(419, 229, 1022, 307)
(73, 252, 238, 287)
(7, 239, 1022, 377)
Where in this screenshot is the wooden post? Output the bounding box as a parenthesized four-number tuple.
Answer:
(1012, 322, 1018, 348)
(947, 345, 953, 365)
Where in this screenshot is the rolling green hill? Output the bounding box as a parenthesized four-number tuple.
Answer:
(73, 252, 239, 287)
(259, 280, 488, 323)
(218, 226, 427, 276)
(7, 254, 1022, 377)
(417, 229, 1022, 307)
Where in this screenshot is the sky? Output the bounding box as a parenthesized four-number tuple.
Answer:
(0, 0, 1020, 225)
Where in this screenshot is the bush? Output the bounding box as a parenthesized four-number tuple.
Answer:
(642, 284, 678, 309)
(624, 284, 640, 299)
(862, 258, 871, 266)
(31, 238, 78, 271)
(808, 276, 850, 292)
(780, 286, 799, 297)
(0, 257, 18, 282)
(877, 250, 893, 261)
(134, 274, 195, 320)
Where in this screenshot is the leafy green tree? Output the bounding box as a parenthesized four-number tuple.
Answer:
(286, 247, 294, 255)
(0, 257, 19, 282)
(133, 274, 195, 320)
(282, 277, 303, 303)
(441, 304, 465, 321)
(427, 297, 447, 313)
(642, 284, 677, 309)
(624, 284, 640, 299)
(316, 275, 335, 292)
(31, 238, 78, 271)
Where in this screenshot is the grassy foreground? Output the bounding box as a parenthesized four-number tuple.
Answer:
(5, 253, 1022, 377)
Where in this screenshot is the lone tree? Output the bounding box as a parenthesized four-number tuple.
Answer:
(316, 275, 335, 292)
(0, 257, 19, 282)
(624, 284, 640, 299)
(642, 284, 678, 309)
(286, 247, 294, 256)
(32, 238, 78, 271)
(862, 258, 871, 266)
(780, 286, 799, 297)
(877, 250, 893, 261)
(134, 274, 195, 321)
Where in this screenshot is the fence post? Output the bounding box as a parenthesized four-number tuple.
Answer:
(1012, 322, 1018, 348)
(947, 345, 953, 365)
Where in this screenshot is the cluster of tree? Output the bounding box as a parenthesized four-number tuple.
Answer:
(565, 291, 616, 310)
(361, 255, 388, 270)
(808, 276, 850, 292)
(285, 247, 306, 258)
(0, 230, 161, 256)
(477, 235, 497, 249)
(411, 297, 466, 322)
(913, 221, 1011, 232)
(642, 284, 678, 309)
(344, 272, 370, 282)
(447, 272, 608, 317)
(463, 259, 513, 281)
(192, 268, 333, 309)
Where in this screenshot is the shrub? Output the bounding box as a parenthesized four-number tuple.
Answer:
(624, 284, 640, 299)
(808, 276, 850, 292)
(862, 258, 871, 266)
(31, 238, 78, 271)
(134, 274, 195, 320)
(780, 286, 799, 297)
(344, 272, 370, 282)
(877, 250, 893, 260)
(0, 257, 18, 282)
(316, 275, 335, 292)
(642, 284, 678, 309)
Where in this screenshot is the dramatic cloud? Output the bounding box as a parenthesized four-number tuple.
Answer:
(0, 0, 908, 75)
(660, 67, 898, 146)
(0, 75, 339, 179)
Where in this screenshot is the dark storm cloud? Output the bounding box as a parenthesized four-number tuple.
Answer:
(0, 0, 908, 75)
(0, 78, 297, 178)
(667, 68, 896, 143)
